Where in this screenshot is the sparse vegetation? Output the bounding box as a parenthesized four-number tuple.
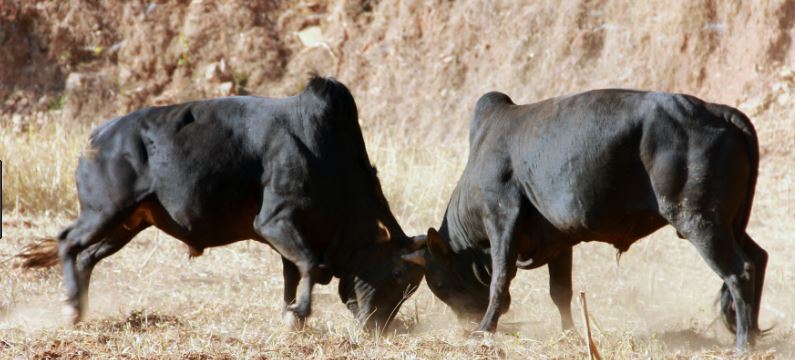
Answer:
(1, 114, 792, 359)
(47, 93, 68, 112)
(1, 0, 794, 358)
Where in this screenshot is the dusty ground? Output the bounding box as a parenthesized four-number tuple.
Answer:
(0, 123, 792, 359)
(1, 0, 794, 358)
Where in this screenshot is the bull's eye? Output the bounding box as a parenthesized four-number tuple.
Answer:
(392, 269, 404, 279)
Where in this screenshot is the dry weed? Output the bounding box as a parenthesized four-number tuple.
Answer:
(1, 117, 793, 359)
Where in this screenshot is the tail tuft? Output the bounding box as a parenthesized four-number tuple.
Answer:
(15, 237, 60, 269)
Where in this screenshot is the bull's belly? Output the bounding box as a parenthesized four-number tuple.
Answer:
(550, 209, 667, 251)
(127, 198, 259, 251)
(528, 166, 665, 243)
(515, 203, 667, 268)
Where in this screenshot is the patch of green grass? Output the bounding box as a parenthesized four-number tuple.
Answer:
(47, 93, 68, 111)
(233, 71, 249, 89)
(177, 33, 190, 66)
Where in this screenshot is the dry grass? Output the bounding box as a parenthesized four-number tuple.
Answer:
(2, 1, 794, 358)
(1, 115, 793, 359)
(0, 116, 87, 216)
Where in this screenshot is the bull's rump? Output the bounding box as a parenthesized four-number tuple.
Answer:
(473, 89, 753, 242)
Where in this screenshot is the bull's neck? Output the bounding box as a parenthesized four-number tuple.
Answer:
(328, 198, 407, 276)
(438, 185, 480, 253)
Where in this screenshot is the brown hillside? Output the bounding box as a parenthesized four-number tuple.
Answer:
(1, 2, 794, 358)
(2, 0, 792, 218)
(1, 1, 792, 121)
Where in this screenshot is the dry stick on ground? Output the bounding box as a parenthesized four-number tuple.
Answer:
(579, 291, 603, 360)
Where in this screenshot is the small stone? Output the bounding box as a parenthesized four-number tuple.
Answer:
(217, 82, 234, 95)
(779, 66, 793, 79)
(776, 91, 790, 106)
(298, 26, 324, 47)
(737, 95, 768, 115)
(65, 72, 83, 91)
(205, 63, 219, 81)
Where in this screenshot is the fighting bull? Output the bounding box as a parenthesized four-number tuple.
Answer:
(423, 89, 764, 351)
(57, 76, 426, 330)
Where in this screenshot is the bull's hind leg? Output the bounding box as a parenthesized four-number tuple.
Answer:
(548, 247, 574, 331)
(743, 235, 767, 335)
(58, 210, 135, 323)
(720, 233, 768, 335)
(672, 213, 756, 351)
(72, 223, 148, 317)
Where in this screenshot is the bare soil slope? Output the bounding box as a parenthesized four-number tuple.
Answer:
(2, 0, 792, 215)
(1, 1, 793, 358)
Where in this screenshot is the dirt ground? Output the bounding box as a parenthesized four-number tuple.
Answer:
(1, 0, 793, 358)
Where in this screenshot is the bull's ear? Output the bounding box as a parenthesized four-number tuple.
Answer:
(401, 250, 427, 267)
(376, 220, 391, 243)
(427, 227, 449, 257)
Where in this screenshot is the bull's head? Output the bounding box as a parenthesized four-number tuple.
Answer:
(338, 221, 426, 331)
(423, 228, 508, 325)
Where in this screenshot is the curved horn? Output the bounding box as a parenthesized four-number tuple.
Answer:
(516, 257, 534, 268)
(401, 250, 426, 267)
(472, 262, 489, 287)
(376, 220, 391, 242)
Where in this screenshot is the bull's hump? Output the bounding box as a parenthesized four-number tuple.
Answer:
(470, 92, 515, 141)
(475, 91, 514, 113)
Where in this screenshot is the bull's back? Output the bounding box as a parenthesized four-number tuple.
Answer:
(79, 97, 286, 242)
(471, 90, 750, 241)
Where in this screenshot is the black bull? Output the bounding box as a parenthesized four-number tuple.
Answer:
(57, 76, 426, 330)
(423, 89, 765, 351)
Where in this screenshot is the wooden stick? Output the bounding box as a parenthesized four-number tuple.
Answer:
(579, 291, 602, 360)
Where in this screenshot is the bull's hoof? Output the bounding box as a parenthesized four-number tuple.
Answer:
(286, 302, 311, 319)
(468, 330, 495, 347)
(734, 341, 751, 355)
(283, 311, 306, 331)
(62, 304, 82, 324)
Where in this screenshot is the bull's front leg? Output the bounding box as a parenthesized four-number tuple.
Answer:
(476, 192, 521, 334)
(255, 203, 319, 328)
(281, 257, 305, 330)
(287, 263, 318, 321)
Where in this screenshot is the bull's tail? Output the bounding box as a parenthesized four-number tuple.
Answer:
(16, 237, 60, 269)
(724, 108, 759, 235)
(714, 106, 760, 334)
(14, 224, 71, 269)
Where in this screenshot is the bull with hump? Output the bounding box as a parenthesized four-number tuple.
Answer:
(422, 89, 765, 351)
(57, 76, 427, 330)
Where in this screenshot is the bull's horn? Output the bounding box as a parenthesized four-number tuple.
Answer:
(472, 262, 489, 287)
(401, 250, 426, 267)
(516, 257, 534, 268)
(376, 220, 391, 242)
